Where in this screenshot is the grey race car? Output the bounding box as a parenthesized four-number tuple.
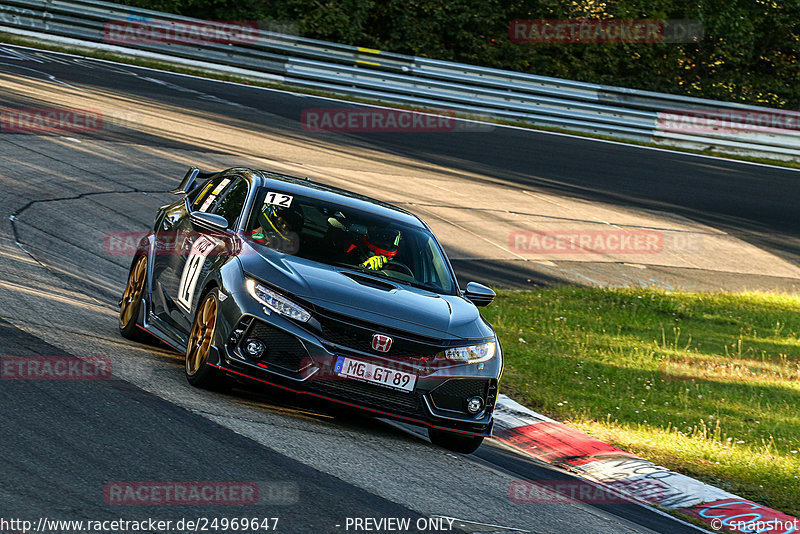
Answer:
(119, 167, 502, 453)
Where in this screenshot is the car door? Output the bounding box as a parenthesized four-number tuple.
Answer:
(172, 175, 250, 332)
(151, 172, 235, 333)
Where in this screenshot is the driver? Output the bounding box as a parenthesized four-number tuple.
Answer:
(346, 227, 401, 271)
(251, 204, 303, 253)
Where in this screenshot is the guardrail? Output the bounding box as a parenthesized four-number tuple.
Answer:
(1, 0, 799, 161)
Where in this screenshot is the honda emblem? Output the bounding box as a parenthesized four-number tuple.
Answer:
(371, 334, 392, 352)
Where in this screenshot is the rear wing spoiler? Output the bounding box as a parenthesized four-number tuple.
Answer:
(170, 166, 220, 195)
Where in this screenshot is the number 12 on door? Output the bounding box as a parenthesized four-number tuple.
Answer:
(177, 236, 217, 313)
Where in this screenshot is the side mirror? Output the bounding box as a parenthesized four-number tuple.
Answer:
(463, 282, 495, 307)
(190, 211, 229, 232)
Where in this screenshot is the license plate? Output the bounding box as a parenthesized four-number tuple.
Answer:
(334, 356, 416, 392)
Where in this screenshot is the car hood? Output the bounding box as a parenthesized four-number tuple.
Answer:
(239, 244, 493, 340)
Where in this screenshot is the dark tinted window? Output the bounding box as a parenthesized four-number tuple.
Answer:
(211, 178, 248, 228)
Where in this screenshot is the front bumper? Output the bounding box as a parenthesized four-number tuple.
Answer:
(212, 297, 500, 437)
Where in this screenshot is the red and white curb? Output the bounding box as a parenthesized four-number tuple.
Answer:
(493, 395, 799, 533)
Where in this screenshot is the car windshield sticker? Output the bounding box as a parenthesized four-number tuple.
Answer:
(264, 192, 293, 208)
(211, 178, 231, 196)
(193, 181, 215, 207)
(177, 235, 217, 312)
(197, 179, 231, 212)
(199, 195, 216, 212)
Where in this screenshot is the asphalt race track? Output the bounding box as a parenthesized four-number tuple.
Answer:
(2, 43, 799, 533)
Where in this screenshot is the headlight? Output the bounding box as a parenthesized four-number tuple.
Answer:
(245, 279, 311, 323)
(439, 341, 496, 363)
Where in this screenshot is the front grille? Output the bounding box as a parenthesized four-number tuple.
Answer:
(309, 377, 423, 415)
(430, 378, 490, 412)
(244, 322, 308, 372)
(314, 311, 442, 360)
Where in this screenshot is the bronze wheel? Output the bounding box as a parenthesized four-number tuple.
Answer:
(186, 293, 217, 376)
(185, 289, 226, 390)
(119, 255, 147, 339)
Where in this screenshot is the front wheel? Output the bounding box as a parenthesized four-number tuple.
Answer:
(185, 289, 225, 390)
(428, 428, 484, 454)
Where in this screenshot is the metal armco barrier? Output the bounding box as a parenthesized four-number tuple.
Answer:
(1, 0, 798, 160)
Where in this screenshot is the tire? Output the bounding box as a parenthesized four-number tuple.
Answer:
(428, 428, 484, 454)
(185, 288, 226, 390)
(119, 255, 148, 341)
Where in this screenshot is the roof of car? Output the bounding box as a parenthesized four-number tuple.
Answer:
(254, 169, 426, 229)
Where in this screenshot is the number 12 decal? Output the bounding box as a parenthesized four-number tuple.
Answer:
(177, 236, 217, 313)
(264, 192, 293, 207)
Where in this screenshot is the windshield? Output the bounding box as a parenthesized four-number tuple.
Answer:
(245, 188, 457, 294)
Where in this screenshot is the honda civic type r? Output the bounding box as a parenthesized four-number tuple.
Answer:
(119, 167, 502, 453)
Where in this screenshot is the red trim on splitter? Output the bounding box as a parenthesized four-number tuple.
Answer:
(207, 363, 488, 437)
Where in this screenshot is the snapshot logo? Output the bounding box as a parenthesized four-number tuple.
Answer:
(301, 108, 492, 133)
(685, 498, 800, 533)
(104, 18, 259, 45)
(510, 229, 666, 255)
(509, 19, 703, 44)
(0, 108, 103, 134)
(104, 482, 259, 506)
(657, 108, 800, 134)
(1, 356, 112, 380)
(509, 479, 665, 505)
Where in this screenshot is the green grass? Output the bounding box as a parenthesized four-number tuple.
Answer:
(483, 288, 800, 516)
(2, 32, 799, 171)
